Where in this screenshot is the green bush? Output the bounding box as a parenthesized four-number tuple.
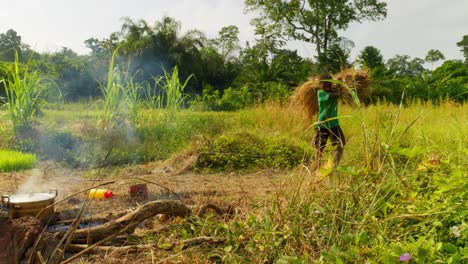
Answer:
(191, 85, 255, 111)
(195, 130, 311, 171)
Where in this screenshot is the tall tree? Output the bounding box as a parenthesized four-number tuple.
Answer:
(387, 54, 425, 77)
(425, 49, 445, 70)
(214, 25, 240, 59)
(0, 29, 26, 61)
(244, 0, 387, 62)
(359, 45, 384, 69)
(317, 37, 353, 72)
(84, 38, 105, 55)
(46, 47, 98, 100)
(119, 17, 152, 56)
(456, 35, 468, 64)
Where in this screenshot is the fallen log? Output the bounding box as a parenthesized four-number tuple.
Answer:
(71, 200, 191, 242)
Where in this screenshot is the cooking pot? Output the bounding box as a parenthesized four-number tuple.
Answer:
(1, 188, 58, 222)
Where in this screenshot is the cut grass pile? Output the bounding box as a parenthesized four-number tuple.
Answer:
(0, 149, 37, 172)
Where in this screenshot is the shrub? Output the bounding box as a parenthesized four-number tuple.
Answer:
(195, 130, 311, 171)
(191, 85, 255, 111)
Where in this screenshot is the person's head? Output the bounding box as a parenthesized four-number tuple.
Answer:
(319, 72, 332, 91)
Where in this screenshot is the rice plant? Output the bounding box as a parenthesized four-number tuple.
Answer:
(0, 52, 45, 135)
(0, 149, 37, 172)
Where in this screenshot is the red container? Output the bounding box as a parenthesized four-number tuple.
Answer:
(129, 184, 148, 199)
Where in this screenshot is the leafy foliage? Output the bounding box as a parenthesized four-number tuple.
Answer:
(244, 0, 387, 64)
(425, 49, 445, 65)
(359, 45, 384, 69)
(456, 35, 468, 64)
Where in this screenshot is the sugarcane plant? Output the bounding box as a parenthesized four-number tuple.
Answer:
(0, 52, 45, 135)
(159, 66, 192, 121)
(97, 49, 142, 130)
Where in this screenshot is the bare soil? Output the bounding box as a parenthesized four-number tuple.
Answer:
(1, 160, 284, 221)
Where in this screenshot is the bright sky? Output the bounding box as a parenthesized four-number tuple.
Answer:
(1, 0, 467, 63)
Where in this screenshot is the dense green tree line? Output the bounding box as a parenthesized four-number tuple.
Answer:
(0, 9, 467, 108)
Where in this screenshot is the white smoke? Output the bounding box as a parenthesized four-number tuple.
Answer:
(16, 163, 82, 198)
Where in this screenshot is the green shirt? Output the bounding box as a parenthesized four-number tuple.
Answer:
(316, 89, 339, 129)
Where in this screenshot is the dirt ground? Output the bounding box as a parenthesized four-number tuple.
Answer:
(0, 160, 294, 263)
(0, 160, 286, 220)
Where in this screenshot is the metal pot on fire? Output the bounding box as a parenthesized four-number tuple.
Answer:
(1, 188, 58, 222)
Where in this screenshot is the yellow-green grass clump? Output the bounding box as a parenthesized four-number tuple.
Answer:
(0, 149, 37, 172)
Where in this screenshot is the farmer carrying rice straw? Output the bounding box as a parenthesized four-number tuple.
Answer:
(291, 68, 371, 172)
(312, 72, 345, 171)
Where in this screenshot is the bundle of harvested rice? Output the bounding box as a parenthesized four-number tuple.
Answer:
(289, 78, 322, 119)
(290, 68, 371, 120)
(333, 68, 371, 105)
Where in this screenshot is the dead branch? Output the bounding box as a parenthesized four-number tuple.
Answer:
(71, 200, 191, 242)
(56, 217, 111, 225)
